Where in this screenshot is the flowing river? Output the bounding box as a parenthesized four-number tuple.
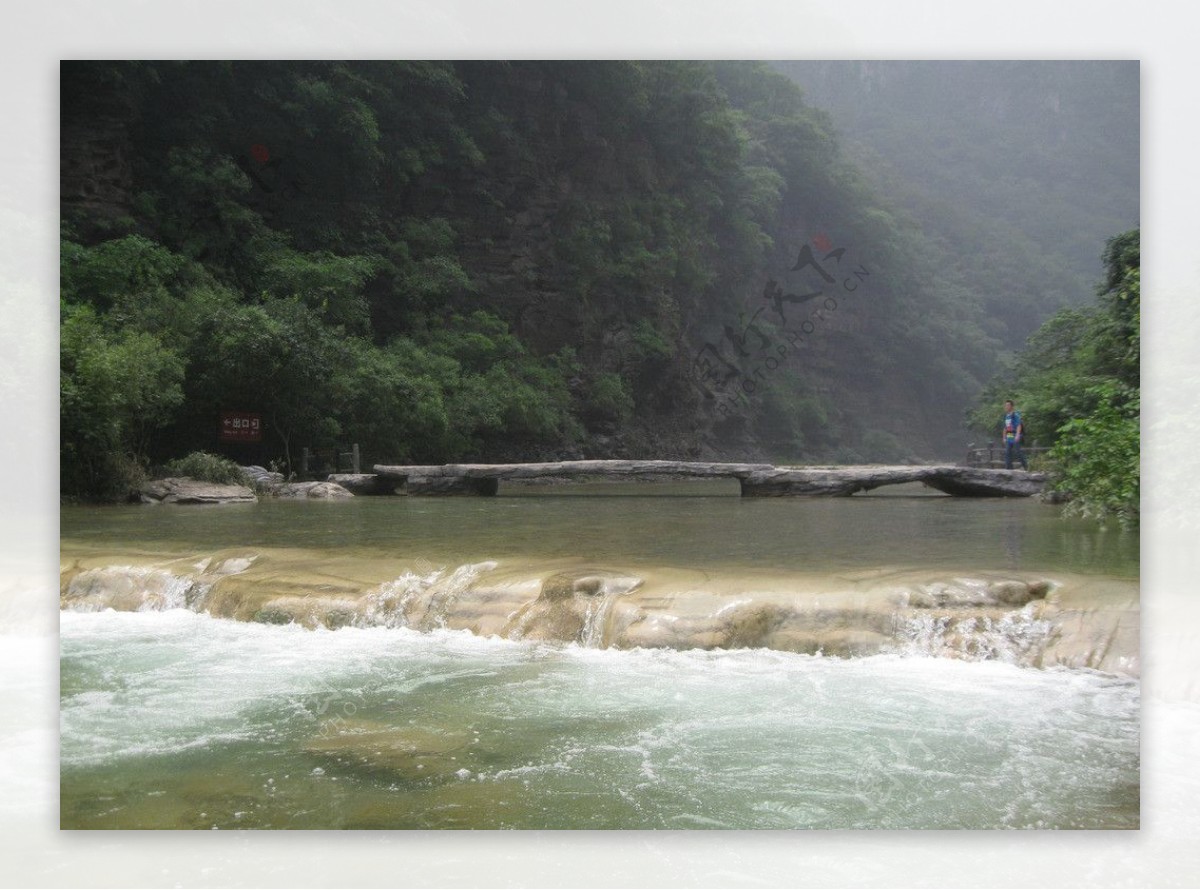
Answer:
(59, 482, 1140, 829)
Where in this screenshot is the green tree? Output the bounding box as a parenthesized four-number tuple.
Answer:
(184, 299, 349, 473)
(1051, 383, 1139, 526)
(970, 229, 1139, 525)
(60, 302, 185, 498)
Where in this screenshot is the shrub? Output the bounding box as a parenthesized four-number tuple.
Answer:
(581, 372, 635, 429)
(60, 301, 185, 499)
(163, 451, 249, 485)
(1049, 384, 1139, 528)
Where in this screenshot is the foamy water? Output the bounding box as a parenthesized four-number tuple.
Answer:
(57, 493, 1142, 829)
(60, 608, 1139, 829)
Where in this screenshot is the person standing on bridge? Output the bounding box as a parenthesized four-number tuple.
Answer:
(1002, 399, 1029, 471)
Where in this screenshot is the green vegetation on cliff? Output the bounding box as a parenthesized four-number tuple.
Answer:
(971, 229, 1140, 526)
(60, 61, 1135, 499)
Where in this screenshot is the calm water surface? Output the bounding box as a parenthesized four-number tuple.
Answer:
(60, 482, 1139, 577)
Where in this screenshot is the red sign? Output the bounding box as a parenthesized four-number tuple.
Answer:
(219, 412, 263, 443)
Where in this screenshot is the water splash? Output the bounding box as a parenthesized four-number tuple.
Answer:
(358, 561, 499, 630)
(358, 568, 440, 628)
(893, 602, 1055, 665)
(580, 590, 618, 648)
(62, 566, 198, 613)
(58, 560, 1130, 674)
(61, 554, 260, 615)
(58, 609, 1142, 829)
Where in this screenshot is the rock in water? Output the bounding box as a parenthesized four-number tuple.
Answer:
(507, 569, 643, 645)
(305, 719, 473, 780)
(138, 477, 257, 505)
(240, 465, 284, 485)
(326, 474, 393, 495)
(272, 481, 354, 499)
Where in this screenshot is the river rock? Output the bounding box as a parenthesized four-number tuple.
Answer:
(305, 719, 473, 780)
(253, 595, 361, 629)
(61, 565, 196, 611)
(920, 467, 1048, 497)
(138, 477, 257, 505)
(240, 465, 283, 485)
(326, 473, 394, 495)
(537, 569, 642, 601)
(741, 465, 1047, 497)
(57, 540, 1139, 676)
(612, 594, 896, 653)
(506, 569, 643, 644)
(900, 578, 1053, 609)
(272, 481, 354, 499)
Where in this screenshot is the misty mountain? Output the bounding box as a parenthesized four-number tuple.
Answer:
(772, 60, 1139, 347)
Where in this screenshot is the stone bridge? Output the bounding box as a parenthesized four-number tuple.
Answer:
(344, 460, 1047, 498)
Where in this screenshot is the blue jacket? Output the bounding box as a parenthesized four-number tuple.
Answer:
(1003, 411, 1022, 442)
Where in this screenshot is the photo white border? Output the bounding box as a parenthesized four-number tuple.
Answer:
(4, 1, 1197, 886)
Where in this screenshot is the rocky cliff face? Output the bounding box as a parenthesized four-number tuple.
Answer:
(60, 61, 1010, 466)
(60, 66, 136, 231)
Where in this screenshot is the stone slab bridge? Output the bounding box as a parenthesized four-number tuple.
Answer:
(338, 461, 1047, 498)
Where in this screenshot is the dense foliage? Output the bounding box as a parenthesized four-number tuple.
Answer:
(60, 61, 1133, 499)
(162, 451, 252, 486)
(970, 230, 1140, 526)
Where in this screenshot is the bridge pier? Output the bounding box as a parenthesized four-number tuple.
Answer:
(406, 475, 499, 496)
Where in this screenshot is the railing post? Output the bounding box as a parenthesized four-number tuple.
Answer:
(352, 443, 360, 474)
